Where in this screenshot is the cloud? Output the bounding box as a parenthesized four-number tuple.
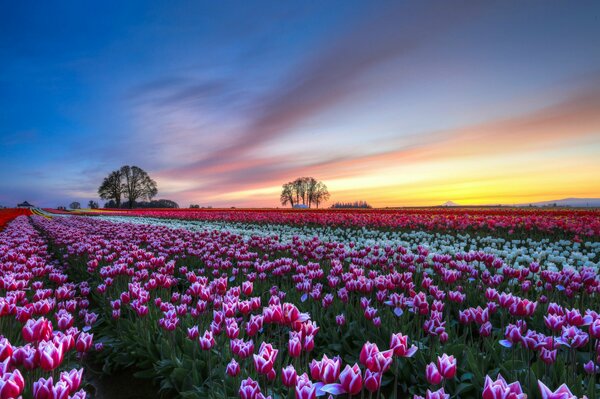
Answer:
(155, 72, 600, 206)
(158, 1, 483, 177)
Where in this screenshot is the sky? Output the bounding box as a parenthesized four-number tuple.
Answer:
(1, 1, 600, 208)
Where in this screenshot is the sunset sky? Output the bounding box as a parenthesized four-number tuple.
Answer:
(1, 1, 599, 208)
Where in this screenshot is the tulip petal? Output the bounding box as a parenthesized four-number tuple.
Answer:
(320, 383, 346, 395)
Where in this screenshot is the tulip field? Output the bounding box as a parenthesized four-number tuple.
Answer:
(1, 208, 600, 399)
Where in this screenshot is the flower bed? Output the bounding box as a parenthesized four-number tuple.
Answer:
(9, 214, 596, 399)
(59, 208, 600, 239)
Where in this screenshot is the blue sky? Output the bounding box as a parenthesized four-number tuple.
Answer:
(1, 1, 599, 207)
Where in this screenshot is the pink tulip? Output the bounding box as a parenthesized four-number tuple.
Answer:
(282, 365, 298, 387)
(426, 362, 442, 385)
(339, 364, 362, 395)
(227, 359, 240, 377)
(436, 354, 456, 379)
(364, 370, 382, 393)
(0, 369, 24, 399)
(590, 318, 600, 339)
(60, 368, 83, 394)
(39, 341, 64, 371)
(584, 360, 599, 375)
(187, 326, 199, 340)
(33, 376, 54, 399)
(22, 317, 53, 343)
(239, 377, 260, 399)
(288, 334, 302, 358)
(295, 373, 316, 399)
(390, 333, 418, 358)
(482, 374, 525, 399)
(75, 332, 93, 352)
(199, 330, 215, 350)
(540, 348, 557, 365)
(319, 355, 341, 384)
(538, 381, 576, 399)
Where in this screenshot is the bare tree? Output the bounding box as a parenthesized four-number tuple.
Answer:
(312, 181, 330, 208)
(280, 182, 296, 207)
(120, 165, 158, 208)
(98, 170, 124, 207)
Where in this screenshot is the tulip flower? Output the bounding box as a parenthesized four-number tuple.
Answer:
(584, 360, 599, 375)
(295, 373, 316, 399)
(538, 381, 576, 399)
(39, 341, 64, 371)
(0, 338, 12, 362)
(60, 368, 84, 394)
(199, 330, 215, 350)
(282, 365, 298, 387)
(239, 377, 260, 399)
(390, 333, 418, 358)
(482, 374, 525, 399)
(436, 354, 456, 379)
(340, 364, 362, 395)
(226, 359, 240, 377)
(319, 355, 341, 384)
(75, 332, 93, 352)
(415, 388, 450, 399)
(33, 376, 54, 399)
(364, 369, 382, 393)
(0, 369, 24, 399)
(426, 362, 442, 385)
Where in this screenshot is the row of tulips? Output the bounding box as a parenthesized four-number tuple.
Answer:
(0, 209, 31, 232)
(20, 213, 599, 398)
(96, 214, 598, 276)
(54, 208, 600, 239)
(0, 216, 94, 399)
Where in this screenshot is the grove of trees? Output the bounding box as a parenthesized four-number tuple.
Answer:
(280, 177, 330, 208)
(69, 201, 81, 210)
(330, 200, 372, 209)
(104, 199, 179, 209)
(98, 165, 158, 209)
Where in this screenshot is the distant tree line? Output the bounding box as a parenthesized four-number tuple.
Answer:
(104, 199, 179, 209)
(98, 165, 158, 209)
(330, 200, 372, 209)
(189, 204, 212, 209)
(280, 177, 330, 208)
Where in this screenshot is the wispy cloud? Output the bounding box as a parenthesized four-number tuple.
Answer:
(155, 72, 600, 206)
